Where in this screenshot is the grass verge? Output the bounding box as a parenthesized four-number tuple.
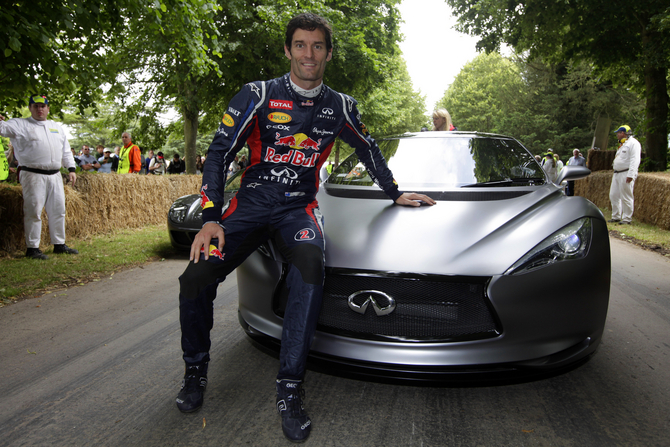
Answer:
(0, 224, 179, 307)
(2, 212, 669, 308)
(601, 209, 670, 257)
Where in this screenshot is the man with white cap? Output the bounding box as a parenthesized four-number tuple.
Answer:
(0, 95, 79, 259)
(609, 124, 641, 225)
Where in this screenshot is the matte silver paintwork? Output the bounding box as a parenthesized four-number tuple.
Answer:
(179, 131, 611, 373)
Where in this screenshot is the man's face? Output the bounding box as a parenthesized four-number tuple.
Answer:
(284, 28, 332, 90)
(121, 134, 131, 145)
(616, 130, 626, 140)
(149, 151, 154, 158)
(573, 150, 579, 157)
(29, 103, 49, 121)
(82, 146, 90, 155)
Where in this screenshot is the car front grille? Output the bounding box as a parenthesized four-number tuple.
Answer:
(273, 269, 501, 343)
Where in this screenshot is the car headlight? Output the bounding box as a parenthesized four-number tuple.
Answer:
(505, 218, 592, 275)
(169, 205, 189, 224)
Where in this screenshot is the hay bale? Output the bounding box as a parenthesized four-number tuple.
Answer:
(0, 173, 202, 255)
(575, 171, 670, 230)
(586, 149, 616, 172)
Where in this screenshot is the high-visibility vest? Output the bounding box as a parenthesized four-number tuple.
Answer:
(0, 140, 8, 181)
(118, 144, 138, 174)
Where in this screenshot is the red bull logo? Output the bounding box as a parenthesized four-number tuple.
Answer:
(299, 137, 321, 150)
(200, 244, 225, 261)
(275, 133, 297, 147)
(264, 148, 319, 168)
(274, 133, 322, 151)
(200, 185, 214, 209)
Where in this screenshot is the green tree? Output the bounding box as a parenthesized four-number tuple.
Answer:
(110, 0, 405, 173)
(0, 1, 138, 116)
(437, 52, 526, 133)
(446, 0, 670, 170)
(358, 55, 428, 136)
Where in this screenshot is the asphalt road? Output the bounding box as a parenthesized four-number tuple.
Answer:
(1, 237, 669, 447)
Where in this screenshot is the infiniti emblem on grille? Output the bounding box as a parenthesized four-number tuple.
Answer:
(347, 290, 396, 316)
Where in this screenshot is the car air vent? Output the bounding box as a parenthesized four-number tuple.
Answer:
(324, 189, 531, 201)
(273, 269, 501, 343)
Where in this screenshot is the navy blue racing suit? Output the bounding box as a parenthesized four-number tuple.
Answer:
(179, 73, 402, 381)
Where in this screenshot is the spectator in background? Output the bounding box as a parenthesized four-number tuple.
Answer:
(554, 154, 564, 173)
(609, 125, 641, 225)
(565, 149, 586, 196)
(149, 151, 167, 175)
(78, 145, 100, 171)
(542, 152, 557, 183)
(95, 144, 104, 158)
(432, 109, 456, 131)
(168, 153, 185, 174)
(118, 132, 142, 174)
(97, 148, 115, 173)
(229, 155, 240, 173)
(195, 155, 203, 174)
(0, 95, 78, 259)
(238, 155, 248, 170)
(145, 150, 154, 175)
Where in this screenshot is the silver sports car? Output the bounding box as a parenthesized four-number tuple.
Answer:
(169, 131, 610, 380)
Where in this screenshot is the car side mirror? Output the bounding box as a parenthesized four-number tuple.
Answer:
(555, 166, 591, 185)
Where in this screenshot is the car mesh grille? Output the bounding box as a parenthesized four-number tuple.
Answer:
(274, 270, 500, 342)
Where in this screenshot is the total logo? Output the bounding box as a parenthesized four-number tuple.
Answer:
(269, 99, 292, 110)
(274, 132, 322, 150)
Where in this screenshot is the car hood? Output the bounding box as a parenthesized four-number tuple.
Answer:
(317, 185, 602, 276)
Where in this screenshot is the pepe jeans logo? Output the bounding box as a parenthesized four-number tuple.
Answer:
(347, 291, 396, 316)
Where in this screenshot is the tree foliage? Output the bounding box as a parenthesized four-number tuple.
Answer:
(437, 53, 644, 158)
(0, 0, 129, 115)
(445, 0, 670, 170)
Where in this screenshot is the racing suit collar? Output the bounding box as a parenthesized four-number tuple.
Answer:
(282, 73, 326, 104)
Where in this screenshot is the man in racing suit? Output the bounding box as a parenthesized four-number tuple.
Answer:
(175, 12, 435, 442)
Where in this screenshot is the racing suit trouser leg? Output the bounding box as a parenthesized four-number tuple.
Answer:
(272, 202, 325, 381)
(179, 219, 269, 366)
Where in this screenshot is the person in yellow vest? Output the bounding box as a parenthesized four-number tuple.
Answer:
(118, 132, 142, 174)
(0, 139, 9, 181)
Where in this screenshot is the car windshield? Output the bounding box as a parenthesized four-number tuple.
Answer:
(327, 135, 545, 189)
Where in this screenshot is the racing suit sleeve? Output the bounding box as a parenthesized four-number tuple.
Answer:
(201, 81, 265, 223)
(335, 95, 402, 202)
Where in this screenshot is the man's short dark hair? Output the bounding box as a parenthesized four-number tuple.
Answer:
(285, 13, 333, 51)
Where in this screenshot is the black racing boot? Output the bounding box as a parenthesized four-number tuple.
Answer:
(276, 379, 311, 442)
(26, 248, 48, 260)
(53, 244, 79, 254)
(176, 363, 208, 413)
